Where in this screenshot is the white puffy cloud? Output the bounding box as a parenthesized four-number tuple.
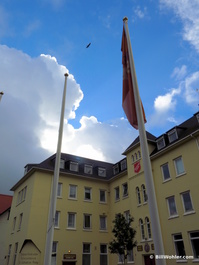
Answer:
(160, 0, 199, 52)
(0, 45, 134, 194)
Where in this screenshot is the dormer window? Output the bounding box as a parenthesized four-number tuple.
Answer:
(168, 129, 178, 143)
(196, 113, 199, 123)
(84, 164, 93, 174)
(156, 136, 166, 150)
(98, 167, 106, 177)
(60, 159, 65, 169)
(69, 161, 78, 172)
(113, 164, 119, 175)
(120, 159, 127, 171)
(24, 166, 28, 175)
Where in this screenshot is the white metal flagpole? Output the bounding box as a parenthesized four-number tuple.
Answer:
(44, 73, 69, 265)
(123, 17, 166, 265)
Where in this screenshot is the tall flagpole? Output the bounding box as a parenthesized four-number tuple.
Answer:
(44, 73, 69, 265)
(123, 17, 166, 265)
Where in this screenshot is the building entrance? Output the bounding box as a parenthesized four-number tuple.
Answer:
(144, 255, 155, 265)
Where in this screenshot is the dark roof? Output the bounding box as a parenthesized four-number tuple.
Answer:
(150, 112, 199, 156)
(123, 131, 156, 154)
(0, 194, 13, 215)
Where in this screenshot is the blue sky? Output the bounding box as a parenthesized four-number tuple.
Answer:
(0, 0, 199, 193)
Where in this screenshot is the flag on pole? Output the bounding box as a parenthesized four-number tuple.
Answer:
(121, 26, 146, 129)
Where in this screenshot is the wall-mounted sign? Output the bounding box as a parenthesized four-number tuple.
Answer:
(63, 254, 76, 260)
(134, 161, 141, 173)
(137, 245, 143, 251)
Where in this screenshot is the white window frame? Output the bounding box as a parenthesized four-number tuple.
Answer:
(12, 217, 16, 232)
(69, 185, 77, 199)
(18, 213, 23, 231)
(52, 241, 58, 265)
(136, 187, 141, 205)
(70, 161, 78, 172)
(120, 159, 127, 170)
(60, 159, 65, 169)
(84, 164, 93, 174)
(168, 129, 178, 143)
(174, 156, 185, 176)
(84, 214, 92, 230)
(83, 243, 91, 265)
(13, 243, 18, 265)
(167, 196, 178, 217)
(100, 244, 108, 265)
(99, 216, 107, 231)
(84, 187, 92, 201)
(181, 191, 194, 214)
(98, 167, 106, 177)
(67, 212, 76, 229)
(141, 184, 147, 203)
(173, 234, 186, 258)
(115, 186, 120, 201)
(57, 182, 62, 197)
(127, 249, 134, 262)
(99, 190, 106, 203)
(189, 231, 199, 259)
(161, 163, 171, 182)
(139, 218, 145, 241)
(122, 183, 128, 198)
(54, 211, 60, 228)
(113, 164, 119, 175)
(156, 136, 166, 150)
(145, 217, 152, 239)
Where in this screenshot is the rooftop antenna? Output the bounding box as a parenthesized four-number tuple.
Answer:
(0, 91, 4, 102)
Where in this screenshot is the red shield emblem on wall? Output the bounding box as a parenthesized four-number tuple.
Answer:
(134, 161, 141, 173)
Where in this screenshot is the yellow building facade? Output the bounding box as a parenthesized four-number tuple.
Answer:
(3, 112, 199, 265)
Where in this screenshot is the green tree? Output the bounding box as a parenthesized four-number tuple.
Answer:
(109, 213, 137, 265)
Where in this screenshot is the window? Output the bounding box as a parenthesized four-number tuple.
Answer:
(124, 210, 130, 221)
(138, 150, 141, 159)
(18, 213, 23, 231)
(141, 184, 147, 203)
(100, 190, 106, 203)
(132, 155, 134, 163)
(60, 159, 65, 169)
(69, 185, 77, 199)
(12, 217, 16, 232)
(55, 211, 60, 228)
(13, 243, 18, 265)
(145, 217, 152, 239)
(139, 219, 145, 240)
(57, 182, 62, 197)
(120, 159, 127, 170)
(52, 241, 58, 265)
(161, 163, 171, 181)
(100, 244, 108, 265)
(69, 161, 78, 172)
(168, 129, 178, 143)
(115, 187, 120, 201)
(156, 136, 166, 150)
(127, 250, 134, 262)
(136, 187, 141, 205)
(173, 234, 186, 257)
(189, 231, 199, 259)
(83, 243, 91, 265)
(167, 196, 178, 217)
(174, 157, 185, 176)
(196, 113, 199, 123)
(84, 214, 91, 229)
(84, 187, 92, 201)
(17, 186, 27, 205)
(98, 167, 106, 177)
(84, 164, 93, 174)
(100, 216, 107, 230)
(113, 164, 119, 175)
(122, 183, 128, 197)
(135, 153, 138, 160)
(181, 191, 194, 213)
(67, 213, 76, 229)
(7, 245, 12, 265)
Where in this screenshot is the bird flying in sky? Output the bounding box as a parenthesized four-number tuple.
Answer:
(86, 43, 91, 48)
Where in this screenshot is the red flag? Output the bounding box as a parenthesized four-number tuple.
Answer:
(121, 26, 146, 129)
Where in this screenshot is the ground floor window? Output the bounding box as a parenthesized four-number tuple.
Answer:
(52, 241, 58, 265)
(82, 243, 91, 265)
(173, 234, 186, 257)
(189, 231, 199, 259)
(100, 244, 108, 265)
